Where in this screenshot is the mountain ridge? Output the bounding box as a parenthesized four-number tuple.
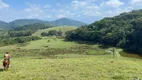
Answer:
(0, 18, 87, 29)
(0, 20, 9, 30)
(51, 18, 86, 27)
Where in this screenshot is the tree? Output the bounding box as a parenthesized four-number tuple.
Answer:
(48, 30, 58, 36)
(65, 9, 142, 54)
(57, 31, 62, 36)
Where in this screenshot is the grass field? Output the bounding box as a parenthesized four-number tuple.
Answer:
(0, 37, 141, 80)
(32, 26, 77, 36)
(0, 37, 79, 50)
(0, 55, 142, 80)
(0, 52, 3, 60)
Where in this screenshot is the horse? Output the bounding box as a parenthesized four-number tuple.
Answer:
(3, 59, 10, 70)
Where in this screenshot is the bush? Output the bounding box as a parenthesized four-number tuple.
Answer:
(41, 30, 63, 37)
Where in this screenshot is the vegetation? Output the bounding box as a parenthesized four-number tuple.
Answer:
(33, 26, 77, 37)
(9, 19, 47, 28)
(0, 21, 9, 30)
(66, 9, 142, 54)
(11, 23, 51, 31)
(41, 30, 63, 36)
(8, 23, 52, 37)
(0, 18, 86, 30)
(0, 23, 50, 46)
(0, 54, 141, 80)
(8, 30, 33, 37)
(50, 18, 87, 27)
(0, 36, 41, 46)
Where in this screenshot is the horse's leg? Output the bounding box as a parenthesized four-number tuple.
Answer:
(3, 62, 8, 71)
(6, 62, 9, 70)
(4, 64, 7, 70)
(7, 61, 10, 70)
(4, 66, 6, 70)
(5, 65, 8, 70)
(3, 61, 6, 70)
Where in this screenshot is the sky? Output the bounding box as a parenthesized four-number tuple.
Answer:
(0, 0, 142, 23)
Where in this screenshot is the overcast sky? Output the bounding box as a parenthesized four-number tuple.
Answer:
(0, 0, 142, 23)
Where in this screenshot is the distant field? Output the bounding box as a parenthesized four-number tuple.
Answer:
(0, 37, 80, 49)
(19, 37, 79, 49)
(32, 26, 77, 36)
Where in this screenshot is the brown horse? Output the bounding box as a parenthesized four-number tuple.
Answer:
(3, 59, 10, 70)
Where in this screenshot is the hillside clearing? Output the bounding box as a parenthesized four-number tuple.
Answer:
(0, 37, 79, 50)
(32, 26, 77, 36)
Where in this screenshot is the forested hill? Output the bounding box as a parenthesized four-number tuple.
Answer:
(9, 19, 48, 28)
(0, 21, 9, 30)
(66, 9, 142, 54)
(51, 18, 86, 27)
(0, 18, 86, 30)
(11, 23, 52, 31)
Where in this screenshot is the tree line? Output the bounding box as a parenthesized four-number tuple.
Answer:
(0, 23, 52, 46)
(65, 9, 142, 54)
(0, 36, 41, 46)
(41, 30, 63, 36)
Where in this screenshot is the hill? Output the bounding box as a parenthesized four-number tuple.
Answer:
(51, 18, 86, 27)
(32, 26, 77, 36)
(11, 23, 52, 31)
(66, 9, 142, 54)
(0, 18, 86, 30)
(8, 19, 48, 28)
(0, 21, 9, 30)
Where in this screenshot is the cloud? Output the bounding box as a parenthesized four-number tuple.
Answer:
(71, 0, 99, 16)
(21, 0, 100, 22)
(56, 14, 65, 18)
(43, 4, 51, 8)
(71, 0, 98, 10)
(103, 7, 133, 17)
(105, 10, 123, 17)
(130, 0, 142, 5)
(24, 4, 45, 18)
(71, 0, 88, 9)
(23, 3, 52, 19)
(48, 0, 100, 19)
(0, 3, 52, 22)
(101, 0, 124, 8)
(0, 0, 9, 9)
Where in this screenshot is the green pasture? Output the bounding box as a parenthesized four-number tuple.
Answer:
(0, 54, 141, 80)
(32, 26, 77, 36)
(0, 37, 141, 80)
